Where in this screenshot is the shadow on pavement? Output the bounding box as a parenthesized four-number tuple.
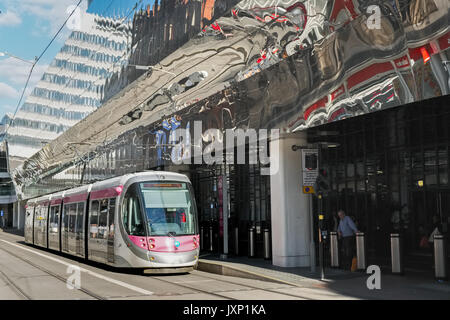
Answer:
(199, 254, 450, 300)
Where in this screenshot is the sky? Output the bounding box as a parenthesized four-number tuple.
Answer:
(0, 0, 153, 121)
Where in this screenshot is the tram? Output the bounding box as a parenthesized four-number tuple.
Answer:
(24, 171, 200, 272)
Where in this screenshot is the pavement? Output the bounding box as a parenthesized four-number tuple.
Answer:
(0, 227, 448, 300)
(198, 253, 450, 300)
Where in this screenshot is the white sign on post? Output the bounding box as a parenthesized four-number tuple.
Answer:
(302, 149, 318, 187)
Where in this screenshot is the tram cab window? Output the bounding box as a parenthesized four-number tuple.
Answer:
(122, 186, 145, 236)
(140, 182, 197, 236)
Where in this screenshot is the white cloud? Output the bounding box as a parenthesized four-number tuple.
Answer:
(0, 82, 19, 99)
(0, 10, 22, 26)
(16, 0, 88, 34)
(0, 57, 48, 87)
(0, 105, 16, 116)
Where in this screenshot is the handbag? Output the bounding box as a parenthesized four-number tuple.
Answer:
(351, 256, 357, 272)
(419, 235, 429, 248)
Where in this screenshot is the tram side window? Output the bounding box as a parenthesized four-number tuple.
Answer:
(90, 200, 99, 238)
(63, 205, 69, 233)
(49, 206, 57, 233)
(98, 199, 108, 239)
(54, 206, 60, 230)
(69, 203, 77, 234)
(122, 188, 145, 236)
(76, 202, 85, 236)
(108, 198, 115, 237)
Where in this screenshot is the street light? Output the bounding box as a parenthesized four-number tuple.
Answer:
(316, 141, 340, 281)
(129, 64, 176, 76)
(292, 140, 339, 278)
(0, 51, 35, 65)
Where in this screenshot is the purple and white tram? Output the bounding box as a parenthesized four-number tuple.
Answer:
(24, 172, 200, 272)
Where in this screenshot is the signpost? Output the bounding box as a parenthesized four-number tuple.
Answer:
(301, 149, 318, 193)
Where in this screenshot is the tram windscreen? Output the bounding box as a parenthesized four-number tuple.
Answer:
(140, 182, 197, 236)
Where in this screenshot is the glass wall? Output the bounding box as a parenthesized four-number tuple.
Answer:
(311, 95, 450, 267)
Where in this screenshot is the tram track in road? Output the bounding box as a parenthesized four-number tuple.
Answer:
(148, 274, 239, 300)
(0, 268, 32, 300)
(0, 233, 312, 300)
(150, 271, 313, 300)
(0, 236, 236, 300)
(160, 271, 317, 300)
(0, 245, 106, 300)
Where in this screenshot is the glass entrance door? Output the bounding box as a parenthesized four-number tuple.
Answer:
(407, 189, 450, 267)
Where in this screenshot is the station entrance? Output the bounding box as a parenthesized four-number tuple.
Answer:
(191, 161, 271, 259)
(310, 95, 450, 270)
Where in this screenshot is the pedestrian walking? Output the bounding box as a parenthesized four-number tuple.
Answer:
(337, 210, 359, 270)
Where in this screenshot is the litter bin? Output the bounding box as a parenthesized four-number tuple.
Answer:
(330, 232, 339, 268)
(356, 232, 366, 271)
(390, 233, 403, 275)
(434, 234, 448, 280)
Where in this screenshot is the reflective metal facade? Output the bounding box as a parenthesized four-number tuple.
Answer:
(12, 0, 450, 199)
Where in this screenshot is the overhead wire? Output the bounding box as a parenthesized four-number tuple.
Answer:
(4, 0, 84, 137)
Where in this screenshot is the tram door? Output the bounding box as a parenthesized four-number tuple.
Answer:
(48, 205, 60, 250)
(75, 202, 85, 257)
(88, 200, 100, 262)
(107, 198, 115, 263)
(67, 203, 77, 254)
(25, 205, 34, 244)
(97, 199, 109, 263)
(62, 205, 69, 252)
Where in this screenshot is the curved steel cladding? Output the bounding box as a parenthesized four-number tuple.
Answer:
(13, 0, 450, 197)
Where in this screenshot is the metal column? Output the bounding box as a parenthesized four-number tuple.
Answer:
(434, 234, 448, 280)
(221, 174, 229, 260)
(200, 226, 204, 250)
(390, 233, 403, 275)
(234, 227, 239, 256)
(248, 226, 255, 258)
(263, 228, 271, 260)
(209, 224, 214, 252)
(330, 232, 339, 268)
(356, 232, 366, 270)
(309, 195, 316, 272)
